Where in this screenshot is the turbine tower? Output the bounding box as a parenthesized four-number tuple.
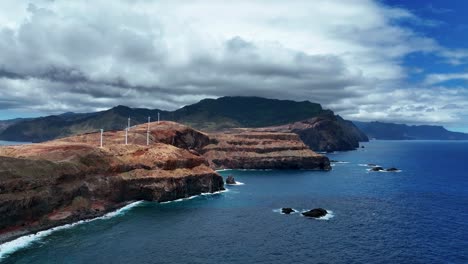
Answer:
(147, 116, 151, 146)
(100, 129, 103, 148)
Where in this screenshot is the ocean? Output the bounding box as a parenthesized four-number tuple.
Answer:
(1, 140, 467, 263)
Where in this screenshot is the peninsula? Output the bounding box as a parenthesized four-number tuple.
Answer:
(0, 121, 329, 243)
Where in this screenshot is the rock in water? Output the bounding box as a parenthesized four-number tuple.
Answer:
(371, 166, 384, 172)
(302, 208, 328, 218)
(386, 167, 399, 172)
(226, 175, 236, 185)
(281, 208, 295, 214)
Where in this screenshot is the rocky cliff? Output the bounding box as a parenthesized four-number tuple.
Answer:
(0, 121, 330, 242)
(253, 113, 369, 152)
(0, 123, 222, 243)
(201, 130, 331, 170)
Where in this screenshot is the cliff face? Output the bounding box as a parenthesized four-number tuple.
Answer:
(201, 130, 331, 170)
(253, 113, 369, 152)
(0, 121, 332, 242)
(0, 123, 223, 243)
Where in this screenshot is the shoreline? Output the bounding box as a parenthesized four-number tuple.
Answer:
(0, 189, 228, 260)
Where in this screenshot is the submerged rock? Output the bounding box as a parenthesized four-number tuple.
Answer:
(386, 167, 399, 172)
(226, 175, 236, 185)
(371, 166, 384, 172)
(367, 163, 378, 167)
(302, 208, 328, 218)
(281, 208, 295, 214)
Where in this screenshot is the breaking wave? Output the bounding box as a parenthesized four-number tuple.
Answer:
(0, 201, 144, 260)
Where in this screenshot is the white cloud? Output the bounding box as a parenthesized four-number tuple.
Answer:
(0, 0, 466, 127)
(424, 73, 468, 85)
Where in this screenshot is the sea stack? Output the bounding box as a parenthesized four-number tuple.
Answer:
(226, 175, 236, 185)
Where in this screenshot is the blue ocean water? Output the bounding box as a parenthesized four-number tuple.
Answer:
(1, 140, 468, 263)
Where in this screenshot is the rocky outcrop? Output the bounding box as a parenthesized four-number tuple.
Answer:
(253, 113, 369, 152)
(226, 175, 236, 185)
(281, 208, 295, 214)
(302, 208, 328, 218)
(0, 121, 331, 242)
(0, 122, 223, 243)
(201, 130, 331, 170)
(371, 167, 384, 172)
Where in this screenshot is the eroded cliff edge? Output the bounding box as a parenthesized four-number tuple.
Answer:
(201, 130, 331, 170)
(0, 121, 329, 243)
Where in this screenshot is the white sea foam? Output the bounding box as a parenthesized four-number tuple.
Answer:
(359, 164, 379, 167)
(239, 169, 273, 171)
(215, 169, 234, 172)
(217, 168, 273, 172)
(332, 161, 350, 164)
(366, 168, 402, 173)
(317, 210, 334, 220)
(0, 189, 230, 258)
(160, 189, 229, 204)
(0, 201, 143, 260)
(227, 181, 245, 186)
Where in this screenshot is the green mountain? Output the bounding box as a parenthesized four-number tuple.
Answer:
(353, 121, 468, 140)
(0, 96, 368, 151)
(170, 97, 324, 130)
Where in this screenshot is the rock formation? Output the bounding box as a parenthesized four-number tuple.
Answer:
(281, 208, 295, 214)
(201, 130, 331, 170)
(302, 208, 328, 218)
(0, 121, 331, 243)
(226, 175, 236, 185)
(0, 122, 222, 243)
(370, 167, 384, 172)
(251, 113, 368, 152)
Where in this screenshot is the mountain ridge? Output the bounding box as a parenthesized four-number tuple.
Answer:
(0, 96, 367, 151)
(354, 121, 468, 140)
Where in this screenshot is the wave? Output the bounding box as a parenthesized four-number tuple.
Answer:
(331, 161, 350, 164)
(0, 188, 231, 259)
(316, 210, 334, 220)
(0, 201, 144, 260)
(227, 181, 245, 186)
(359, 164, 379, 167)
(217, 169, 273, 172)
(160, 189, 229, 204)
(366, 168, 402, 173)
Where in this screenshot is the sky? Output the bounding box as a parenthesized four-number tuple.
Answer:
(0, 0, 468, 131)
